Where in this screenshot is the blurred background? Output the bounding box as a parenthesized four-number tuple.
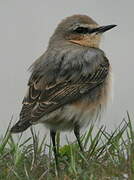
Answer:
(0, 0, 134, 143)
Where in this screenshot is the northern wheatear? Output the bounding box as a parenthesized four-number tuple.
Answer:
(11, 14, 116, 169)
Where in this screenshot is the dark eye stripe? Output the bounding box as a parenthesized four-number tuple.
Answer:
(73, 27, 89, 34)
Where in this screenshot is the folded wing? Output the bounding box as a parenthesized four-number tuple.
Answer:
(11, 51, 109, 133)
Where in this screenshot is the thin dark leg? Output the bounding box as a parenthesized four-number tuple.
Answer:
(50, 130, 59, 173)
(74, 125, 84, 152)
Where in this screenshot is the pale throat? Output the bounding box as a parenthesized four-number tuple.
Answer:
(69, 34, 101, 48)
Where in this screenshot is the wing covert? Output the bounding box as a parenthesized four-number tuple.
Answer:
(21, 55, 109, 123)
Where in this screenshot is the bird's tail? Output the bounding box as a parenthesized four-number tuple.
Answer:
(10, 120, 31, 133)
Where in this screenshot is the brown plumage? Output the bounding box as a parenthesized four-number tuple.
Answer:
(10, 14, 116, 170)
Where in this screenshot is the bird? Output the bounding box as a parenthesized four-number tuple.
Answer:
(10, 14, 116, 170)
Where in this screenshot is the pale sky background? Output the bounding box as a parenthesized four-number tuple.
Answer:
(0, 0, 134, 142)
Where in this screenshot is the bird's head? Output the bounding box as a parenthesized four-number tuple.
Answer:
(49, 15, 117, 48)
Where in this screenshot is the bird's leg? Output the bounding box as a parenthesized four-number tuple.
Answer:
(74, 125, 84, 152)
(50, 130, 59, 173)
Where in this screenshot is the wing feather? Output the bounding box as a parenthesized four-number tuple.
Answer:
(11, 49, 110, 133)
(24, 56, 109, 122)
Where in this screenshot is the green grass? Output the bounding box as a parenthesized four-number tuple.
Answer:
(0, 112, 134, 180)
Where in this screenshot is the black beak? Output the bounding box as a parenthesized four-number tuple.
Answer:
(93, 24, 117, 34)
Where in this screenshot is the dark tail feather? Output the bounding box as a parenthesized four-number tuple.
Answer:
(10, 120, 31, 133)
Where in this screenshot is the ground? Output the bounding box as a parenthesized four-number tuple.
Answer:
(0, 112, 134, 180)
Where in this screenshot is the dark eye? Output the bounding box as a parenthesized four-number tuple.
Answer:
(73, 27, 89, 34)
